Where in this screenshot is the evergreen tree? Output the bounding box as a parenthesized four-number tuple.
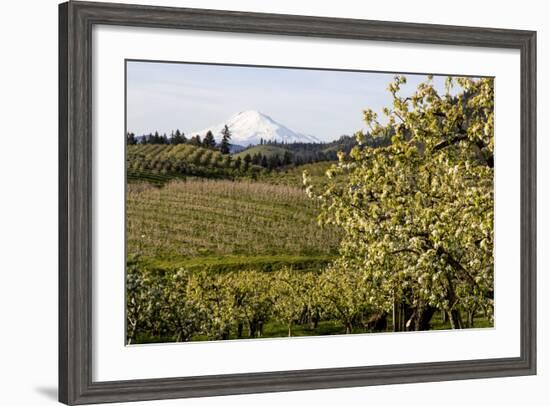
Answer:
(171, 129, 186, 145)
(203, 131, 216, 149)
(282, 151, 292, 166)
(126, 132, 137, 145)
(223, 154, 232, 168)
(189, 135, 202, 146)
(293, 155, 303, 166)
(234, 156, 242, 170)
(220, 125, 231, 154)
(243, 154, 252, 171)
(268, 154, 281, 170)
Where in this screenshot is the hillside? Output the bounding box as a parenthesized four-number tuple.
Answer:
(126, 179, 341, 271)
(258, 161, 333, 187)
(233, 135, 358, 166)
(233, 144, 290, 159)
(127, 144, 262, 184)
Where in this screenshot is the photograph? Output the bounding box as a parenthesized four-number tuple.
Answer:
(125, 60, 495, 345)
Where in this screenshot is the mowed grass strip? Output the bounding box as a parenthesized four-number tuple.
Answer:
(140, 254, 335, 273)
(127, 179, 341, 260)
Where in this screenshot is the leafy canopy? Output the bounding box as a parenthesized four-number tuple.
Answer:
(305, 76, 494, 325)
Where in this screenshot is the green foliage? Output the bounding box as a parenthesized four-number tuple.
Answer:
(202, 130, 216, 149)
(127, 144, 263, 184)
(220, 124, 231, 154)
(234, 135, 359, 166)
(126, 75, 495, 343)
(126, 264, 492, 344)
(271, 269, 313, 337)
(306, 76, 494, 329)
(317, 262, 373, 334)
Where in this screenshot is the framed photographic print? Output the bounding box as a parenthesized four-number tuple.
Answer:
(59, 1, 536, 404)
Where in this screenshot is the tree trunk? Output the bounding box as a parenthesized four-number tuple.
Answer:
(444, 271, 462, 329)
(448, 309, 463, 329)
(392, 299, 398, 332)
(258, 321, 264, 337)
(248, 323, 256, 338)
(310, 309, 320, 329)
(237, 322, 243, 338)
(393, 298, 411, 332)
(345, 322, 353, 334)
(221, 328, 231, 340)
(415, 305, 437, 330)
(367, 312, 388, 332)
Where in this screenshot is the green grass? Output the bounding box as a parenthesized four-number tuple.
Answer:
(234, 144, 290, 159)
(140, 254, 335, 273)
(135, 320, 347, 343)
(134, 313, 494, 344)
(190, 320, 345, 342)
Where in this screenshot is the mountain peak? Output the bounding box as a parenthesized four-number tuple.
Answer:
(190, 111, 320, 146)
(235, 110, 265, 118)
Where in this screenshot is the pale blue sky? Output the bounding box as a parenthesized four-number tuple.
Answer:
(127, 60, 452, 142)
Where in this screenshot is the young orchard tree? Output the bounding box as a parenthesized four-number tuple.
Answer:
(187, 271, 236, 340)
(163, 269, 204, 342)
(220, 125, 232, 154)
(272, 268, 310, 337)
(125, 263, 166, 344)
(317, 262, 373, 334)
(305, 76, 494, 330)
(295, 271, 323, 330)
(125, 262, 148, 345)
(233, 271, 274, 338)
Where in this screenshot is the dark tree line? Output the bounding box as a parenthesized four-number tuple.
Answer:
(239, 151, 293, 171)
(127, 131, 388, 172)
(127, 125, 232, 155)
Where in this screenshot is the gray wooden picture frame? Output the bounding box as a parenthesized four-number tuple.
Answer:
(59, 1, 537, 404)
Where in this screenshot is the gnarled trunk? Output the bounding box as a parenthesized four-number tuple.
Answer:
(448, 309, 463, 329)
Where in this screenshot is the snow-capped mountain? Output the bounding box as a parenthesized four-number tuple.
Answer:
(189, 110, 320, 146)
